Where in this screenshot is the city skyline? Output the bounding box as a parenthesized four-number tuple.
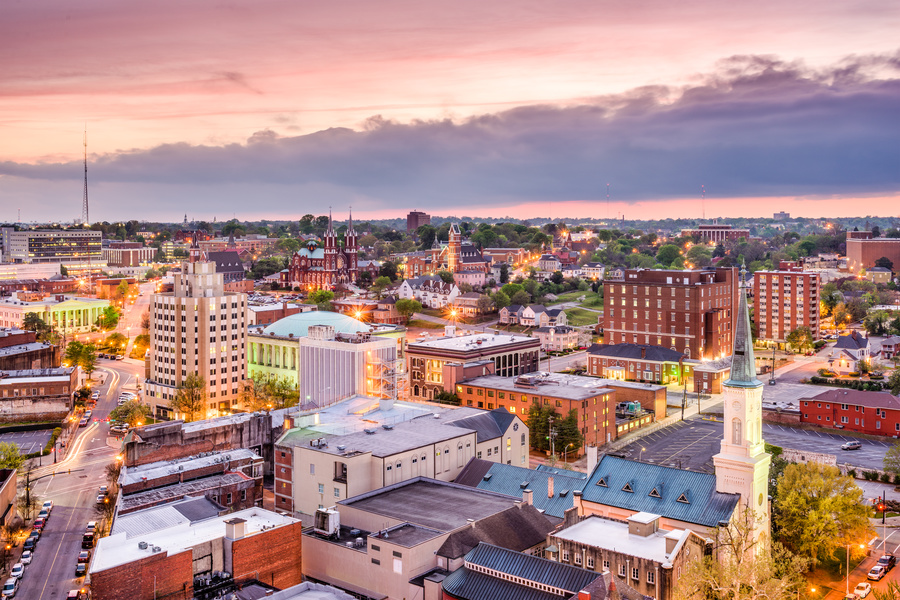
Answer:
(1, 0, 899, 222)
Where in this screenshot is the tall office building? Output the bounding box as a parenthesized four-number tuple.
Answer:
(145, 238, 248, 420)
(604, 267, 738, 360)
(1, 228, 101, 264)
(406, 210, 431, 233)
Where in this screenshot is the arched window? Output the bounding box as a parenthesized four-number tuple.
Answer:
(732, 418, 742, 445)
(443, 446, 451, 472)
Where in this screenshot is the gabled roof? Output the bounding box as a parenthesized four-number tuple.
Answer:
(445, 408, 516, 443)
(436, 504, 553, 559)
(442, 543, 602, 599)
(581, 455, 739, 527)
(835, 331, 869, 351)
(882, 336, 900, 346)
(205, 251, 245, 274)
(526, 304, 547, 314)
(535, 326, 575, 334)
(586, 343, 685, 362)
(502, 304, 523, 313)
(455, 458, 586, 519)
(545, 308, 565, 317)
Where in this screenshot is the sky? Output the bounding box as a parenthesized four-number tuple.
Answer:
(1, 0, 899, 224)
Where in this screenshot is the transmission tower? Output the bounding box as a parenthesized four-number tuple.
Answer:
(82, 127, 89, 226)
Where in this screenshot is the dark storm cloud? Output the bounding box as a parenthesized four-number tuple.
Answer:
(2, 52, 899, 213)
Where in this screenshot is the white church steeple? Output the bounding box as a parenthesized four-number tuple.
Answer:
(713, 264, 771, 542)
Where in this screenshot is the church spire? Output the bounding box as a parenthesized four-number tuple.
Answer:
(347, 206, 355, 235)
(326, 207, 334, 234)
(725, 263, 761, 388)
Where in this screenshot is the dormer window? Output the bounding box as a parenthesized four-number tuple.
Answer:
(596, 477, 608, 488)
(648, 487, 662, 499)
(622, 482, 634, 493)
(677, 493, 690, 504)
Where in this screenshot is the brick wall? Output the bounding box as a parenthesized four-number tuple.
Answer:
(231, 521, 304, 589)
(274, 446, 294, 512)
(91, 548, 193, 600)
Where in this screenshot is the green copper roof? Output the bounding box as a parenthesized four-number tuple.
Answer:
(725, 266, 762, 388)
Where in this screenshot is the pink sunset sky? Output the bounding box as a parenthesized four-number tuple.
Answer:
(1, 0, 899, 222)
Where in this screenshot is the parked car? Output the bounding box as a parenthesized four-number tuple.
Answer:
(878, 554, 896, 570)
(96, 493, 107, 504)
(22, 538, 36, 552)
(32, 517, 45, 530)
(90, 392, 100, 400)
(19, 552, 32, 566)
(84, 410, 92, 419)
(78, 418, 88, 427)
(9, 564, 23, 580)
(37, 508, 49, 520)
(75, 563, 86, 577)
(2, 577, 18, 598)
(77, 550, 91, 563)
(85, 521, 97, 533)
(81, 533, 94, 549)
(27, 530, 40, 542)
(868, 565, 886, 580)
(855, 582, 872, 598)
(842, 441, 862, 451)
(41, 500, 53, 513)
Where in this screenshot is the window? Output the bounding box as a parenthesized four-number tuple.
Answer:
(226, 493, 232, 504)
(318, 484, 324, 494)
(334, 487, 340, 498)
(393, 558, 402, 574)
(618, 564, 626, 577)
(310, 464, 315, 475)
(562, 550, 569, 562)
(632, 567, 639, 581)
(648, 571, 656, 584)
(587, 556, 594, 569)
(371, 558, 381, 565)
(603, 560, 610, 570)
(574, 553, 582, 565)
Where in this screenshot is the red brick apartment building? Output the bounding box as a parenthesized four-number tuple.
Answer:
(800, 389, 900, 436)
(603, 268, 737, 360)
(752, 263, 821, 346)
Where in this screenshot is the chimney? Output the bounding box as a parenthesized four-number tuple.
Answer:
(586, 445, 600, 475)
(225, 517, 247, 541)
(523, 489, 533, 506)
(573, 490, 583, 517)
(641, 346, 646, 359)
(547, 476, 554, 498)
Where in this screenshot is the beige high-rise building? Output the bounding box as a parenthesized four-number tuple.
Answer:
(145, 248, 248, 420)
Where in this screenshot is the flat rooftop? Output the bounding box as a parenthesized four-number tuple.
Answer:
(94, 501, 298, 573)
(298, 417, 470, 458)
(119, 473, 248, 512)
(276, 396, 458, 447)
(0, 342, 53, 357)
(408, 332, 537, 352)
(0, 367, 73, 383)
(461, 374, 615, 401)
(552, 514, 687, 563)
(120, 448, 260, 487)
(340, 478, 520, 532)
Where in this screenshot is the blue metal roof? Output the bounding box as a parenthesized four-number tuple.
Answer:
(261, 311, 372, 338)
(461, 543, 600, 594)
(456, 460, 586, 519)
(442, 567, 563, 600)
(581, 455, 739, 527)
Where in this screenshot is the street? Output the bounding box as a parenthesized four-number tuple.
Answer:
(14, 361, 139, 600)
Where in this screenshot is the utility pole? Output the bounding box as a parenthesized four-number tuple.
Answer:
(681, 378, 686, 421)
(548, 416, 556, 459)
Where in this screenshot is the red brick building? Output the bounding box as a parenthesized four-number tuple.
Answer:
(846, 232, 900, 274)
(586, 342, 689, 385)
(102, 242, 155, 267)
(90, 499, 302, 600)
(603, 267, 738, 360)
(800, 388, 900, 436)
(752, 263, 820, 346)
(407, 210, 431, 233)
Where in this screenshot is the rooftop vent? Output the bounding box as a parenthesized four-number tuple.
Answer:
(337, 445, 346, 451)
(364, 428, 376, 435)
(382, 424, 393, 430)
(483, 474, 493, 482)
(138, 541, 148, 550)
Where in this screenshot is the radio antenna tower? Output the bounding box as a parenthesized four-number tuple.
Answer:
(81, 126, 89, 227)
(701, 184, 706, 221)
(606, 183, 611, 220)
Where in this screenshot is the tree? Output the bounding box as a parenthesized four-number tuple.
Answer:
(832, 302, 851, 329)
(379, 261, 398, 281)
(656, 244, 681, 266)
(555, 409, 584, 456)
(526, 403, 555, 452)
(22, 313, 50, 338)
(437, 270, 454, 284)
(511, 290, 531, 306)
(416, 224, 436, 249)
(370, 276, 392, 299)
(492, 290, 510, 311)
(97, 306, 120, 330)
(395, 299, 422, 324)
(109, 399, 150, 427)
(674, 507, 808, 600)
(785, 326, 813, 353)
(433, 390, 461, 406)
(888, 369, 900, 395)
(884, 443, 900, 475)
(240, 372, 272, 411)
(501, 283, 524, 298)
(865, 310, 892, 336)
(875, 256, 894, 271)
(550, 271, 564, 285)
(171, 373, 207, 422)
(0, 443, 24, 471)
(267, 377, 300, 410)
(774, 462, 872, 566)
(308, 289, 335, 311)
(499, 263, 510, 284)
(276, 237, 300, 255)
(476, 294, 494, 314)
(116, 279, 130, 304)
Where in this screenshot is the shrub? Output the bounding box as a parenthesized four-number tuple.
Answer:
(882, 472, 893, 483)
(847, 469, 857, 478)
(894, 473, 900, 485)
(865, 470, 880, 481)
(848, 371, 861, 377)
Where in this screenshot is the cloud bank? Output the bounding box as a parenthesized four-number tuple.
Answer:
(2, 52, 899, 220)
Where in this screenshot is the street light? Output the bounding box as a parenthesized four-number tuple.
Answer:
(563, 443, 574, 465)
(846, 542, 866, 594)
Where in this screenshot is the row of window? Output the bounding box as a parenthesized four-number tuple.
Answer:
(558, 551, 656, 584)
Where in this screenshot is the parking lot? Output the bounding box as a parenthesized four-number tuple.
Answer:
(619, 415, 892, 472)
(0, 429, 53, 455)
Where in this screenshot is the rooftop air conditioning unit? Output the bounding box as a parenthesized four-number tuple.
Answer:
(138, 541, 148, 550)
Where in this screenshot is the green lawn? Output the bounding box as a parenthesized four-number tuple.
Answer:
(408, 319, 444, 329)
(549, 290, 602, 305)
(564, 308, 601, 327)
